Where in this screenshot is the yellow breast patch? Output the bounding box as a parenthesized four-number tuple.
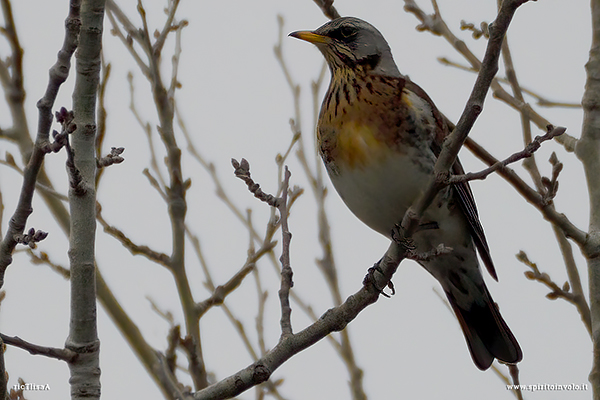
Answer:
(336, 121, 389, 168)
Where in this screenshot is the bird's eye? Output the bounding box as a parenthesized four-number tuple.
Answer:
(336, 26, 357, 39)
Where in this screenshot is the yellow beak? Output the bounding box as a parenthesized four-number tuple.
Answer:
(288, 31, 330, 44)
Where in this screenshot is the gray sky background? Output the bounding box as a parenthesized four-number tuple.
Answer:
(0, 0, 592, 399)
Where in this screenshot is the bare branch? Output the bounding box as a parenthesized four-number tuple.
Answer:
(278, 167, 293, 337)
(465, 136, 589, 248)
(165, 325, 180, 374)
(312, 0, 340, 20)
(232, 158, 280, 207)
(96, 203, 172, 268)
(438, 57, 582, 109)
(105, 0, 151, 78)
(404, 0, 579, 153)
(518, 251, 576, 300)
(193, 235, 408, 399)
(153, 0, 181, 55)
(507, 364, 523, 400)
(127, 73, 167, 190)
(1, 333, 77, 363)
(195, 240, 277, 318)
(0, 155, 69, 202)
(96, 147, 125, 168)
(0, 0, 24, 103)
(498, 24, 545, 195)
(230, 159, 296, 337)
(552, 224, 591, 336)
(167, 18, 186, 98)
(450, 125, 565, 185)
(517, 251, 591, 335)
(95, 57, 111, 186)
(400, 0, 532, 239)
(0, 0, 81, 289)
(26, 249, 70, 279)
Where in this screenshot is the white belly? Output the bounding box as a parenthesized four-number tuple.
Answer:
(326, 149, 473, 259)
(327, 149, 433, 237)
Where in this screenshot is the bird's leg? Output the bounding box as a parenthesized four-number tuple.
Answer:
(395, 220, 451, 261)
(406, 243, 454, 262)
(363, 223, 421, 297)
(363, 261, 396, 298)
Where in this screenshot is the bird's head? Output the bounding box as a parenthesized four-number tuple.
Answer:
(289, 17, 400, 77)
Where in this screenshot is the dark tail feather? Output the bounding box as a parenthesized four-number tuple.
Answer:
(445, 286, 522, 370)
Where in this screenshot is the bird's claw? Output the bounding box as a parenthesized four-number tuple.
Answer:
(364, 262, 395, 297)
(391, 224, 416, 251)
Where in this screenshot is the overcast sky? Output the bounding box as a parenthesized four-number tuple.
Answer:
(0, 0, 592, 399)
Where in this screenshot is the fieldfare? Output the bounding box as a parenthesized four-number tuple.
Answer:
(290, 17, 522, 370)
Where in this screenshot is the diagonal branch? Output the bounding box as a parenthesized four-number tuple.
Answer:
(96, 203, 171, 268)
(312, 0, 340, 19)
(105, 0, 151, 78)
(450, 125, 565, 185)
(0, 0, 81, 289)
(401, 0, 532, 237)
(438, 57, 582, 109)
(192, 237, 408, 400)
(195, 240, 277, 318)
(517, 250, 591, 335)
(403, 0, 578, 153)
(464, 137, 589, 249)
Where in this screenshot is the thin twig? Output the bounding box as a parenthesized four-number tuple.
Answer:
(111, 0, 204, 388)
(438, 57, 581, 109)
(95, 56, 111, 186)
(464, 136, 589, 249)
(0, 334, 4, 400)
(96, 147, 125, 168)
(195, 240, 277, 318)
(507, 364, 523, 400)
(105, 0, 151, 78)
(1, 333, 78, 363)
(517, 250, 591, 335)
(154, 0, 181, 56)
(449, 125, 566, 184)
(96, 202, 172, 268)
(232, 158, 280, 207)
(278, 167, 293, 337)
(0, 156, 69, 201)
(25, 249, 70, 279)
(127, 72, 167, 189)
(165, 325, 180, 373)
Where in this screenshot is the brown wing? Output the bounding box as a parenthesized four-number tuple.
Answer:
(404, 79, 498, 281)
(451, 159, 498, 281)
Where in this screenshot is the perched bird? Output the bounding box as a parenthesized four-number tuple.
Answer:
(290, 17, 522, 370)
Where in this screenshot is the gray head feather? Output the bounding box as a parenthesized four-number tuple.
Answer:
(312, 17, 401, 77)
